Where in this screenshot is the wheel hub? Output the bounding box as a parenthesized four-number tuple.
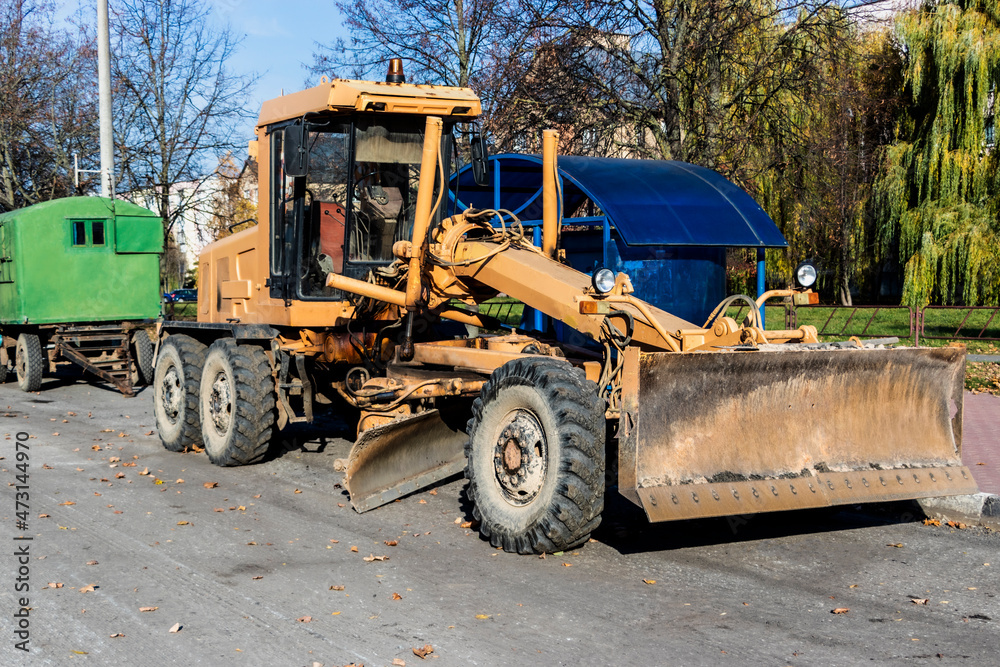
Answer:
(160, 366, 182, 422)
(208, 371, 233, 434)
(493, 410, 546, 506)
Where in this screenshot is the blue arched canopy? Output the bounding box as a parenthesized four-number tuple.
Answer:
(450, 154, 787, 248)
(449, 154, 786, 326)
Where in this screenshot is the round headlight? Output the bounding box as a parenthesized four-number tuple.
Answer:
(592, 268, 616, 294)
(795, 261, 817, 288)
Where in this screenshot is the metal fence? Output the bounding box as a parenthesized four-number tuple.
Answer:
(743, 304, 1000, 346)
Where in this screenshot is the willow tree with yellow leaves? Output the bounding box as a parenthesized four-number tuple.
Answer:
(876, 0, 1000, 307)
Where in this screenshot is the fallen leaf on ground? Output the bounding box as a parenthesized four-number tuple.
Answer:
(350, 546, 358, 553)
(139, 468, 149, 476)
(38, 514, 50, 518)
(58, 501, 75, 506)
(42, 463, 53, 469)
(154, 480, 164, 485)
(176, 521, 190, 526)
(203, 482, 218, 489)
(175, 479, 184, 484)
(562, 563, 572, 567)
(412, 644, 433, 659)
(363, 554, 389, 562)
(109, 633, 124, 638)
(252, 576, 263, 580)
(115, 472, 125, 479)
(475, 614, 490, 619)
(85, 560, 98, 566)
(330, 585, 345, 591)
(384, 540, 398, 547)
(168, 623, 181, 633)
(145, 431, 154, 436)
(912, 598, 929, 605)
(643, 579, 656, 585)
(214, 508, 225, 512)
(109, 457, 120, 463)
(294, 489, 302, 494)
(946, 520, 967, 529)
(45, 582, 64, 589)
(887, 543, 904, 548)
(79, 584, 97, 593)
(139, 606, 158, 612)
(392, 592, 402, 600)
(393, 659, 406, 666)
(418, 499, 427, 504)
(296, 616, 312, 623)
(831, 608, 849, 614)
(923, 518, 941, 526)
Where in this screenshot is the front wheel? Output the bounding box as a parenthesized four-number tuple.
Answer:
(465, 358, 606, 554)
(15, 333, 43, 392)
(200, 339, 275, 466)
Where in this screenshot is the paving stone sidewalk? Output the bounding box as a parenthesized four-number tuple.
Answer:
(963, 391, 1000, 495)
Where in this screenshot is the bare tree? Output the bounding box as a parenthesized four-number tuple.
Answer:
(0, 0, 98, 212)
(111, 0, 256, 247)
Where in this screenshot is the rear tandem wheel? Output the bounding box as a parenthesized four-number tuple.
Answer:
(153, 334, 206, 452)
(465, 358, 606, 554)
(199, 338, 276, 466)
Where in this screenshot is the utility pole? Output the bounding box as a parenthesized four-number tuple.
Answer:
(97, 0, 115, 198)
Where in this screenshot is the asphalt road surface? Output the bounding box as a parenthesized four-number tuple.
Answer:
(1, 376, 998, 666)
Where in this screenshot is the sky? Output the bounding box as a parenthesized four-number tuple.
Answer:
(57, 1, 352, 122)
(209, 0, 351, 112)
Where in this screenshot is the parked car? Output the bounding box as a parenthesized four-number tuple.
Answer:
(165, 289, 197, 303)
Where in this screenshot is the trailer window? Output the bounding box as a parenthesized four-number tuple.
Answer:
(72, 221, 87, 246)
(92, 221, 105, 246)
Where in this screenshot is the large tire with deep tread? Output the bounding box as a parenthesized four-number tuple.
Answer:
(130, 329, 154, 386)
(15, 333, 43, 392)
(465, 358, 605, 554)
(199, 339, 276, 466)
(153, 335, 206, 452)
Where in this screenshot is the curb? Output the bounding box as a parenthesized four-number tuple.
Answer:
(918, 493, 1000, 531)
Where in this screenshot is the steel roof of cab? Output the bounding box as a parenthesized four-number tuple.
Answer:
(257, 78, 482, 127)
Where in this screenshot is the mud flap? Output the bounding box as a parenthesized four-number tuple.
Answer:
(345, 409, 468, 512)
(618, 346, 977, 522)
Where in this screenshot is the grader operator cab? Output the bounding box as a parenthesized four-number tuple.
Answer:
(153, 61, 976, 554)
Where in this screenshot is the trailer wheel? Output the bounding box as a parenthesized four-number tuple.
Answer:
(465, 358, 605, 554)
(154, 335, 206, 452)
(199, 339, 275, 466)
(129, 329, 154, 386)
(15, 334, 43, 392)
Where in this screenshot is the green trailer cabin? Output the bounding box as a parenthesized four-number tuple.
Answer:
(0, 197, 162, 324)
(0, 197, 163, 395)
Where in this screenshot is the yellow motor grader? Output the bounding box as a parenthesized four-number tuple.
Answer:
(152, 61, 975, 553)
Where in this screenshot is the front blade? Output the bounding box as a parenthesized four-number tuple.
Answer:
(618, 346, 977, 522)
(345, 409, 468, 512)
